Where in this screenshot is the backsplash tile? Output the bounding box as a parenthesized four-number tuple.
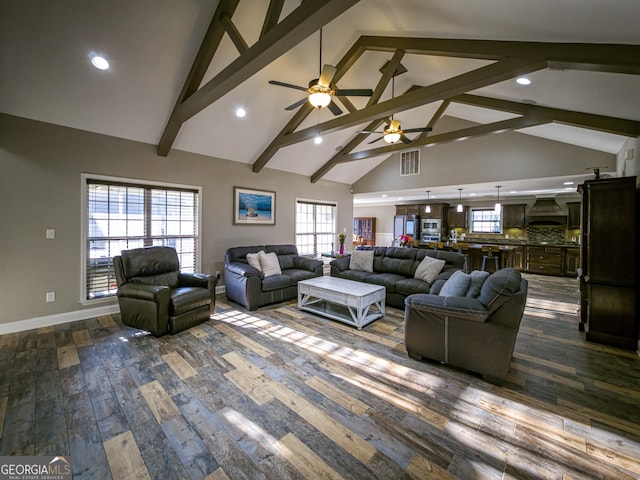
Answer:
(527, 225, 565, 244)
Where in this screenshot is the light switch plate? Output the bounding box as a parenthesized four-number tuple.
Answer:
(46, 228, 55, 239)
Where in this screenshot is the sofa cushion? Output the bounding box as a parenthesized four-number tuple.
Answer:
(259, 251, 282, 277)
(350, 250, 374, 272)
(395, 278, 432, 296)
(466, 270, 490, 298)
(439, 270, 472, 297)
(414, 256, 446, 283)
(129, 271, 180, 288)
(246, 251, 263, 270)
(364, 273, 405, 292)
(261, 274, 292, 291)
(170, 287, 212, 316)
(478, 268, 522, 314)
(336, 269, 371, 282)
(283, 268, 317, 282)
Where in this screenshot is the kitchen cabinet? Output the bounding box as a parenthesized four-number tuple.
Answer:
(396, 204, 421, 216)
(502, 204, 526, 229)
(353, 217, 376, 246)
(447, 206, 468, 228)
(422, 203, 446, 220)
(566, 202, 581, 229)
(564, 247, 580, 277)
(578, 176, 637, 350)
(503, 247, 525, 271)
(526, 246, 563, 276)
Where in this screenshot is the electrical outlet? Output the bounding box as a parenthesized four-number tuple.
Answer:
(46, 292, 55, 302)
(215, 271, 221, 279)
(46, 228, 55, 239)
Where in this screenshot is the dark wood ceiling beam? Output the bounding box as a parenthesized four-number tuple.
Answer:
(158, 0, 360, 156)
(157, 0, 240, 156)
(260, 0, 285, 38)
(452, 94, 640, 137)
(416, 99, 450, 141)
(278, 56, 546, 147)
(368, 49, 405, 106)
(339, 116, 549, 163)
(220, 13, 248, 53)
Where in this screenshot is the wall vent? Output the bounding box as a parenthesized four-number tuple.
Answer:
(400, 150, 420, 176)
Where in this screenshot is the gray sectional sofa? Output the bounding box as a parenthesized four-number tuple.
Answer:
(329, 247, 465, 308)
(224, 244, 323, 310)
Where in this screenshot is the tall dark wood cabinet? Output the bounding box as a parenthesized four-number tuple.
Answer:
(353, 217, 376, 246)
(578, 176, 638, 350)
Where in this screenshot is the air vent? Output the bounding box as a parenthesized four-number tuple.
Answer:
(400, 150, 420, 176)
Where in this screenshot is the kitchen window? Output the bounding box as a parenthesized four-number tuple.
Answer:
(296, 199, 336, 256)
(471, 208, 502, 233)
(82, 174, 201, 303)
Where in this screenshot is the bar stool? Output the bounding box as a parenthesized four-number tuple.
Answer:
(481, 245, 500, 272)
(457, 243, 470, 273)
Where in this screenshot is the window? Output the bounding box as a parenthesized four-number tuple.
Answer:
(295, 199, 336, 256)
(83, 175, 200, 302)
(471, 208, 502, 233)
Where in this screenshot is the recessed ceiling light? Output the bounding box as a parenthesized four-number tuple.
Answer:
(314, 135, 322, 145)
(469, 193, 476, 196)
(510, 191, 517, 194)
(90, 54, 109, 70)
(563, 181, 574, 185)
(235, 107, 246, 118)
(516, 77, 531, 86)
(381, 194, 387, 198)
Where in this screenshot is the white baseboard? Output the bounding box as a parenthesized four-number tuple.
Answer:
(1, 288, 226, 335)
(0, 304, 121, 335)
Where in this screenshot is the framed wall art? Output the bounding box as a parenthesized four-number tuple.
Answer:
(233, 187, 276, 225)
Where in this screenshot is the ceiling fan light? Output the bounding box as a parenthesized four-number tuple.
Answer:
(308, 91, 332, 109)
(383, 132, 401, 144)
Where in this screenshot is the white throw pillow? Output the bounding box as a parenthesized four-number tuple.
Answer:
(258, 251, 282, 277)
(414, 256, 446, 283)
(246, 251, 263, 271)
(349, 250, 374, 273)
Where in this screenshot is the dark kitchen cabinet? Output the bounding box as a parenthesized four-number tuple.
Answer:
(578, 176, 637, 350)
(423, 203, 446, 220)
(447, 206, 468, 228)
(566, 202, 581, 229)
(396, 204, 421, 216)
(502, 204, 527, 229)
(564, 247, 580, 277)
(503, 247, 525, 271)
(526, 246, 563, 276)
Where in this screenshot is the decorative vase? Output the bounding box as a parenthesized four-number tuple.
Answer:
(339, 243, 345, 255)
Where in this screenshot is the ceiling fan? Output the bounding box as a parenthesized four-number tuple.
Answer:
(358, 76, 432, 144)
(268, 28, 373, 116)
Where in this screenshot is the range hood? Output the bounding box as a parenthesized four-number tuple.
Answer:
(526, 198, 567, 226)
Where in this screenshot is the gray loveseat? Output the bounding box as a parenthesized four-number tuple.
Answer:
(224, 244, 323, 310)
(404, 268, 528, 382)
(329, 247, 465, 308)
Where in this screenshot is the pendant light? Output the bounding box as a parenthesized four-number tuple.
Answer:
(457, 188, 463, 213)
(494, 185, 502, 213)
(425, 190, 431, 214)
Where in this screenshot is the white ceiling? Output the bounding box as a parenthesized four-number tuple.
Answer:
(2, 0, 639, 202)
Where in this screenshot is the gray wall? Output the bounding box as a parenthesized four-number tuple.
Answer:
(352, 117, 616, 194)
(0, 113, 353, 325)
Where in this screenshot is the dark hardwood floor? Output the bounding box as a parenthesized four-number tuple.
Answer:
(1, 273, 639, 479)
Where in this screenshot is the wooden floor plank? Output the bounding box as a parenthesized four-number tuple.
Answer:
(103, 430, 151, 480)
(162, 351, 198, 380)
(56, 345, 80, 369)
(138, 380, 181, 424)
(274, 432, 345, 480)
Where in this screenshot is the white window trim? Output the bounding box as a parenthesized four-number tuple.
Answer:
(80, 173, 203, 306)
(470, 207, 503, 234)
(295, 197, 338, 256)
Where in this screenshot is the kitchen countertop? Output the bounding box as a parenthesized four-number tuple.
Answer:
(418, 240, 580, 249)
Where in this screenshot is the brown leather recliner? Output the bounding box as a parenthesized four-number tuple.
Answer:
(114, 246, 217, 336)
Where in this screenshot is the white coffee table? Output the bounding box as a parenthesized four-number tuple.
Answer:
(297, 276, 385, 330)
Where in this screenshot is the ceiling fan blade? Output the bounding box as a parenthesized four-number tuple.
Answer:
(318, 64, 337, 87)
(357, 130, 381, 134)
(334, 88, 374, 97)
(403, 127, 433, 133)
(284, 97, 309, 111)
(328, 101, 343, 116)
(400, 135, 412, 144)
(268, 80, 308, 92)
(368, 136, 384, 144)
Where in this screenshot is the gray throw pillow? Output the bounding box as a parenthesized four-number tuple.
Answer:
(466, 270, 490, 298)
(349, 250, 374, 273)
(439, 270, 471, 297)
(414, 256, 446, 283)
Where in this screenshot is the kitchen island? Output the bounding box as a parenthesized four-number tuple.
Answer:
(417, 240, 579, 277)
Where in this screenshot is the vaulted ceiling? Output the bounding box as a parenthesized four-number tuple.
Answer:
(2, 0, 640, 199)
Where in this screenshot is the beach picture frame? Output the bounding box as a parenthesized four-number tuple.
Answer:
(233, 187, 276, 225)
